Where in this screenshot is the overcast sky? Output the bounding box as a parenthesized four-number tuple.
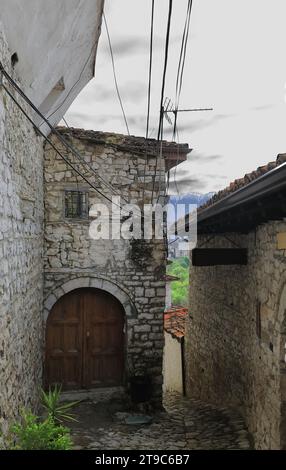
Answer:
(64, 0, 286, 195)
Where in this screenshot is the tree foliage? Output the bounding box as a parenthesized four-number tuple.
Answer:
(167, 256, 189, 306)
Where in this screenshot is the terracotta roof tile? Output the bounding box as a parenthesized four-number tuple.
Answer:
(200, 153, 286, 210)
(164, 307, 188, 340)
(56, 126, 190, 158)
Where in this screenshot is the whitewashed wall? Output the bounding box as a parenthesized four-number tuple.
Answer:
(0, 0, 104, 133)
(163, 332, 183, 394)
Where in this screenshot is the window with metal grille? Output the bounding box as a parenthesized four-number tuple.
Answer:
(65, 190, 89, 219)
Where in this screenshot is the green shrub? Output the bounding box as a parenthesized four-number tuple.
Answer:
(8, 410, 72, 450)
(167, 256, 189, 306)
(40, 385, 79, 424)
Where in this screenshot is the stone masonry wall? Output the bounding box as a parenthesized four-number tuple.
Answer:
(0, 24, 44, 436)
(44, 130, 166, 404)
(186, 221, 286, 449)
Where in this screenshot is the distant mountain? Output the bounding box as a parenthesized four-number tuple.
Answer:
(167, 192, 215, 226)
(169, 192, 215, 208)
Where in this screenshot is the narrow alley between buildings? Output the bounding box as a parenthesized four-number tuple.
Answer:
(68, 391, 251, 450)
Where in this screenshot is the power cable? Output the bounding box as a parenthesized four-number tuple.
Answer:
(168, 0, 194, 201)
(146, 0, 155, 141)
(42, 46, 96, 125)
(175, 1, 193, 108)
(151, 0, 173, 204)
(0, 63, 131, 214)
(103, 12, 130, 136)
(62, 116, 69, 127)
(156, 116, 164, 204)
(173, 127, 182, 197)
(173, 0, 193, 141)
(0, 61, 132, 207)
(142, 0, 155, 205)
(1, 84, 116, 205)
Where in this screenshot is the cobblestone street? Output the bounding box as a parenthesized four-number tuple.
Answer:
(68, 392, 252, 450)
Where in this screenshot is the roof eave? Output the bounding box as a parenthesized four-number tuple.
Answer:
(197, 161, 286, 233)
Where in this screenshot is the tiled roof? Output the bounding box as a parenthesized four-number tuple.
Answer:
(56, 126, 190, 158)
(200, 153, 286, 210)
(164, 307, 188, 340)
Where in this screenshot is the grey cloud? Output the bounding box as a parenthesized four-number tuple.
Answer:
(64, 112, 131, 131)
(102, 36, 161, 57)
(251, 104, 274, 111)
(92, 85, 115, 102)
(66, 112, 112, 125)
(64, 112, 148, 134)
(94, 82, 147, 102)
(168, 177, 208, 194)
(187, 152, 224, 163)
(204, 174, 228, 180)
(101, 34, 182, 58)
(164, 113, 235, 135)
(84, 82, 146, 104)
(170, 165, 192, 179)
(120, 82, 147, 103)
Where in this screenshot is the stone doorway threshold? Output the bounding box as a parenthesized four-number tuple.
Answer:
(60, 386, 126, 403)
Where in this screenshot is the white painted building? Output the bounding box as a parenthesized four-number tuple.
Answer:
(163, 308, 187, 394)
(0, 0, 104, 134)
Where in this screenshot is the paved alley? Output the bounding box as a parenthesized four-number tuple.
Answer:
(68, 392, 252, 450)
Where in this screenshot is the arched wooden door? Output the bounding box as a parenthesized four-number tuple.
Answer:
(45, 288, 125, 390)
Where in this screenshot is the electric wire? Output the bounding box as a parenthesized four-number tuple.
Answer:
(151, 0, 173, 204)
(0, 61, 132, 208)
(169, 0, 194, 198)
(174, 1, 193, 110)
(1, 84, 116, 205)
(42, 46, 96, 125)
(146, 0, 155, 141)
(142, 0, 155, 206)
(103, 12, 130, 136)
(0, 66, 131, 215)
(62, 116, 69, 127)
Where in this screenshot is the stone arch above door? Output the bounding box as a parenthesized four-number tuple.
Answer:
(44, 276, 137, 323)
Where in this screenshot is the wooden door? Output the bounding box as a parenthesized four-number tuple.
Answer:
(84, 290, 125, 387)
(45, 288, 125, 390)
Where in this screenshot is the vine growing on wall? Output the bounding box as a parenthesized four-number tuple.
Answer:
(130, 238, 153, 268)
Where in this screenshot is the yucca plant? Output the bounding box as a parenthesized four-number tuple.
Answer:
(40, 385, 80, 424)
(7, 410, 72, 450)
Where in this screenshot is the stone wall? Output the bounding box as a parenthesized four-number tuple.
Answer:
(0, 24, 44, 435)
(44, 130, 167, 404)
(186, 221, 286, 449)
